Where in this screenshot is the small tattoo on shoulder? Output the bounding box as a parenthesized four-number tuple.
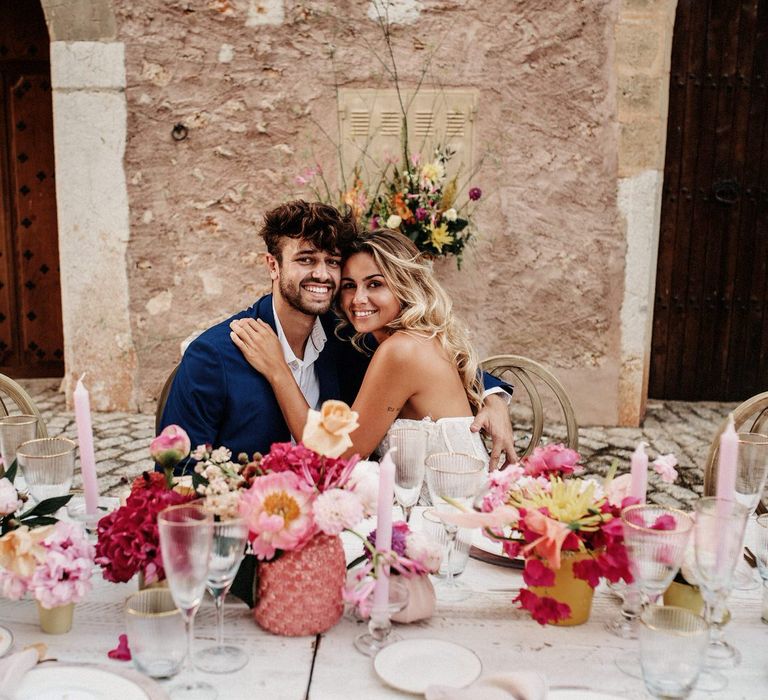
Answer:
(387, 406, 400, 412)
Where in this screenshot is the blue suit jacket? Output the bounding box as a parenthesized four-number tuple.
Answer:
(159, 294, 508, 464)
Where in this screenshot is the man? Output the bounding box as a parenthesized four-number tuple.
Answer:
(159, 200, 515, 466)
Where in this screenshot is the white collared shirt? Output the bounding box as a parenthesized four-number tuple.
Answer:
(272, 300, 327, 410)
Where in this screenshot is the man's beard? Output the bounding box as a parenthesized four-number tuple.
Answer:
(279, 275, 336, 316)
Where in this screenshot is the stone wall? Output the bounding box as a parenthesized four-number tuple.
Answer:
(109, 0, 626, 423)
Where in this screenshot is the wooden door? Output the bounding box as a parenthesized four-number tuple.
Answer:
(0, 1, 64, 378)
(651, 0, 768, 401)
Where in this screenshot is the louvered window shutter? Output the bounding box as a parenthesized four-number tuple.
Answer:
(338, 89, 476, 187)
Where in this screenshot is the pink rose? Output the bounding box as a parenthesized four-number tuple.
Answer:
(150, 425, 191, 470)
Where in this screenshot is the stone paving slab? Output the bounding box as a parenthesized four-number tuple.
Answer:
(9, 379, 738, 508)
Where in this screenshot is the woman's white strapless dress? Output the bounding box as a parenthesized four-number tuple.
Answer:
(377, 416, 490, 466)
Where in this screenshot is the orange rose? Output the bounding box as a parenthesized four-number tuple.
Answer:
(302, 400, 360, 458)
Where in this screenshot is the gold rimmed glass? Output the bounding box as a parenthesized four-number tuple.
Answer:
(638, 606, 708, 698)
(0, 415, 38, 476)
(615, 504, 694, 680)
(125, 588, 185, 678)
(16, 437, 75, 502)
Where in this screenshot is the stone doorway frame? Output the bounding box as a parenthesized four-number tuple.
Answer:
(615, 0, 679, 425)
(39, 0, 137, 410)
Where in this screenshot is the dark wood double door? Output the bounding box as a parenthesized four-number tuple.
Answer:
(651, 0, 768, 401)
(0, 1, 64, 377)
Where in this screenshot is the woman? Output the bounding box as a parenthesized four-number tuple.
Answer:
(230, 228, 490, 463)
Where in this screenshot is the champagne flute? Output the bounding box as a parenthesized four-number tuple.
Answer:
(693, 497, 749, 671)
(730, 433, 768, 589)
(158, 503, 216, 700)
(615, 504, 694, 678)
(193, 517, 249, 674)
(390, 428, 427, 522)
(425, 452, 485, 602)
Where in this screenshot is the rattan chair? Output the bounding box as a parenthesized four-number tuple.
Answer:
(0, 373, 48, 437)
(480, 354, 579, 457)
(702, 391, 768, 512)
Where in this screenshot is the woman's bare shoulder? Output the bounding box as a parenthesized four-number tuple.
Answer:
(373, 332, 444, 368)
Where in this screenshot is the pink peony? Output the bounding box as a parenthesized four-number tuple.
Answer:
(238, 471, 316, 559)
(150, 425, 191, 471)
(522, 444, 581, 478)
(31, 521, 95, 609)
(313, 488, 364, 536)
(0, 477, 21, 516)
(652, 454, 679, 484)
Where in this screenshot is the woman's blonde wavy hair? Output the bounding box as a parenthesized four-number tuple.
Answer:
(335, 228, 484, 411)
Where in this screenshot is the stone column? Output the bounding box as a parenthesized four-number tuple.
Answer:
(50, 42, 137, 410)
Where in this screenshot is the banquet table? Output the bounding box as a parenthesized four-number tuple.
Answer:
(1, 517, 767, 699)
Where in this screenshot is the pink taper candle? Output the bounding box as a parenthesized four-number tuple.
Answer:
(629, 441, 649, 503)
(716, 414, 738, 501)
(73, 376, 99, 515)
(371, 448, 396, 617)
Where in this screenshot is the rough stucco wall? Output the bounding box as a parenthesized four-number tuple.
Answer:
(117, 0, 624, 423)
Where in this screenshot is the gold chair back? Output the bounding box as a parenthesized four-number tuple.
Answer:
(480, 354, 578, 457)
(0, 373, 48, 437)
(703, 391, 768, 513)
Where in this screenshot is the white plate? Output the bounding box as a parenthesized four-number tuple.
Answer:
(550, 690, 626, 700)
(17, 665, 152, 700)
(0, 624, 12, 657)
(472, 528, 505, 555)
(374, 639, 482, 695)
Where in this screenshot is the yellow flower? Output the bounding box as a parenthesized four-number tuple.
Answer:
(420, 161, 445, 183)
(0, 525, 51, 577)
(509, 478, 609, 532)
(428, 223, 454, 253)
(302, 400, 360, 458)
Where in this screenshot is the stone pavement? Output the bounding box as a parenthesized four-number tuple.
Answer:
(13, 379, 737, 509)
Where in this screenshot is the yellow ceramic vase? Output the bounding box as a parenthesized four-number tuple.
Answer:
(663, 581, 704, 615)
(529, 551, 595, 626)
(37, 602, 74, 634)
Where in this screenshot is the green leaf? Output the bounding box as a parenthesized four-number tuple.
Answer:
(19, 494, 73, 519)
(346, 554, 367, 571)
(3, 459, 18, 484)
(19, 515, 58, 528)
(192, 469, 206, 493)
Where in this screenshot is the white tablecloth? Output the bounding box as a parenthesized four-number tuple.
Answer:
(1, 516, 766, 699)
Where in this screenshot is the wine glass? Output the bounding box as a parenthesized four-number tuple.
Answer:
(390, 428, 427, 522)
(193, 517, 249, 674)
(158, 503, 216, 700)
(730, 432, 768, 589)
(425, 452, 485, 602)
(353, 577, 409, 656)
(693, 497, 749, 672)
(615, 504, 694, 678)
(15, 437, 75, 503)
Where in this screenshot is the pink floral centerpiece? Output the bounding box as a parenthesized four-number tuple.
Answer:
(236, 400, 376, 636)
(95, 425, 195, 585)
(0, 520, 95, 632)
(441, 444, 635, 625)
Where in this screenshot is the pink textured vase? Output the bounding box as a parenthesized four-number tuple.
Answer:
(254, 534, 346, 636)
